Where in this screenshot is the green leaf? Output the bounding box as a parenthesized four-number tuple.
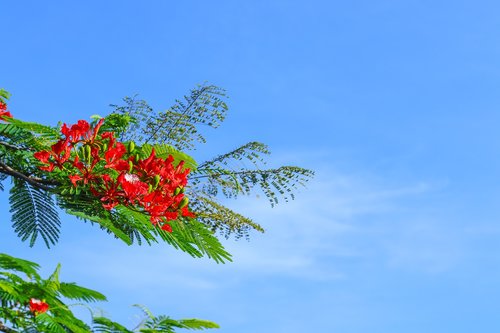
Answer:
(115, 84, 227, 151)
(0, 88, 11, 101)
(9, 180, 61, 248)
(118, 206, 231, 263)
(65, 209, 133, 245)
(92, 316, 134, 333)
(177, 319, 220, 330)
(59, 282, 107, 302)
(0, 253, 40, 279)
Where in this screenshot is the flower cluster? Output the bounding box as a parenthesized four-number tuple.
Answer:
(0, 100, 12, 119)
(34, 119, 196, 232)
(29, 298, 49, 315)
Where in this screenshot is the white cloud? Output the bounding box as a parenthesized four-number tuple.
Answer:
(53, 164, 449, 293)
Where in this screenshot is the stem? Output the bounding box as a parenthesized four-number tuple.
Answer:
(0, 322, 17, 333)
(0, 162, 59, 191)
(0, 141, 23, 151)
(190, 169, 272, 180)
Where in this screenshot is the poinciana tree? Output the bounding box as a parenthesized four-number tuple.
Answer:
(0, 85, 313, 332)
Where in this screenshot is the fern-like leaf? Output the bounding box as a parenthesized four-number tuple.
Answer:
(9, 180, 61, 248)
(115, 84, 228, 151)
(0, 253, 40, 279)
(59, 282, 107, 302)
(118, 206, 232, 263)
(191, 195, 264, 239)
(93, 316, 134, 333)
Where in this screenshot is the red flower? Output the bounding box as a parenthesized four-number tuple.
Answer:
(164, 211, 178, 220)
(117, 173, 148, 203)
(68, 174, 83, 187)
(61, 120, 90, 143)
(98, 174, 122, 210)
(50, 139, 72, 167)
(87, 118, 105, 143)
(181, 206, 196, 218)
(61, 119, 104, 144)
(104, 142, 126, 169)
(33, 151, 51, 164)
(29, 298, 49, 315)
(0, 101, 12, 119)
(101, 131, 114, 140)
(161, 223, 173, 232)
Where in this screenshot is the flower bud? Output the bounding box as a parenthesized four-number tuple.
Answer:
(179, 197, 189, 208)
(128, 141, 135, 153)
(85, 145, 92, 162)
(174, 187, 182, 195)
(154, 175, 161, 188)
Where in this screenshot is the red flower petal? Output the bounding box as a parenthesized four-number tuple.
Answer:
(161, 223, 173, 232)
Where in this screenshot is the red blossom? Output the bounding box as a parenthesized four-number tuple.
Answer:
(101, 131, 114, 139)
(50, 139, 71, 167)
(61, 120, 90, 143)
(68, 174, 83, 187)
(33, 151, 51, 164)
(161, 223, 173, 232)
(117, 173, 148, 203)
(0, 101, 12, 119)
(34, 118, 196, 229)
(40, 164, 55, 172)
(88, 118, 105, 143)
(98, 174, 122, 210)
(181, 206, 196, 218)
(164, 211, 178, 220)
(29, 298, 49, 315)
(104, 142, 126, 169)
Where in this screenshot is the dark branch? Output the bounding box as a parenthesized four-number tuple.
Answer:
(0, 322, 17, 333)
(0, 141, 23, 151)
(0, 162, 59, 191)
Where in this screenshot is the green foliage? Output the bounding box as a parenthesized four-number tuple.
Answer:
(0, 84, 312, 252)
(114, 85, 227, 150)
(114, 206, 232, 263)
(92, 317, 134, 333)
(189, 142, 314, 238)
(112, 85, 313, 239)
(9, 180, 61, 248)
(194, 142, 313, 205)
(95, 113, 135, 138)
(93, 305, 219, 333)
(1, 254, 217, 333)
(0, 253, 40, 280)
(191, 195, 264, 239)
(0, 85, 314, 332)
(0, 254, 99, 332)
(0, 88, 11, 102)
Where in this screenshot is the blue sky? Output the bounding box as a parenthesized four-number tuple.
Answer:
(2, 0, 500, 332)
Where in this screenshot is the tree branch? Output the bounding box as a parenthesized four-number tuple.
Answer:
(0, 141, 23, 151)
(0, 322, 18, 333)
(0, 162, 59, 191)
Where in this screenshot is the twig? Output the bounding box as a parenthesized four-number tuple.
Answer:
(0, 322, 18, 333)
(0, 162, 59, 191)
